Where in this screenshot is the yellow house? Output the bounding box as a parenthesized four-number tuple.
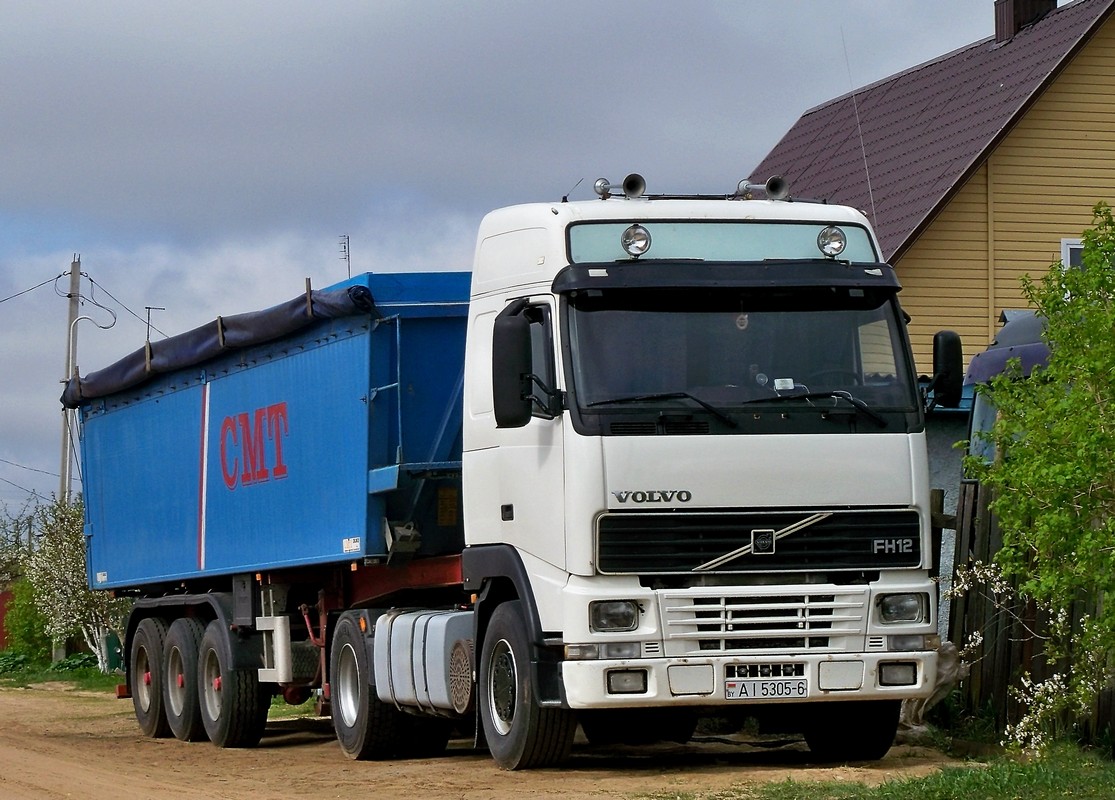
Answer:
(751, 0, 1115, 371)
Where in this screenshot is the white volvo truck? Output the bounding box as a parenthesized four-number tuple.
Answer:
(69, 173, 962, 770)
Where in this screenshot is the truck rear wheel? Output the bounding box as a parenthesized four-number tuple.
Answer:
(163, 617, 207, 742)
(802, 700, 900, 762)
(198, 620, 268, 748)
(130, 617, 171, 738)
(479, 601, 575, 769)
(330, 612, 403, 759)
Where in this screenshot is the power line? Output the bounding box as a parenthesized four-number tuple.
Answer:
(0, 458, 58, 478)
(86, 275, 168, 339)
(0, 474, 50, 501)
(0, 274, 64, 306)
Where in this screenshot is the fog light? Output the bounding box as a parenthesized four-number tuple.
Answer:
(590, 600, 639, 632)
(879, 661, 918, 687)
(878, 593, 926, 623)
(607, 669, 647, 694)
(888, 633, 940, 651)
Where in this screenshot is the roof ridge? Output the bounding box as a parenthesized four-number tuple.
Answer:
(801, 0, 1109, 119)
(753, 0, 1115, 261)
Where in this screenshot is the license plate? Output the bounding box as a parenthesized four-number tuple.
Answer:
(725, 678, 808, 700)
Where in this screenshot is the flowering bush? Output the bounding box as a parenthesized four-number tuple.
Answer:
(20, 500, 130, 673)
(962, 202, 1115, 751)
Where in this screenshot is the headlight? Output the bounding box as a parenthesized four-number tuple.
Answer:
(590, 600, 639, 632)
(878, 593, 927, 624)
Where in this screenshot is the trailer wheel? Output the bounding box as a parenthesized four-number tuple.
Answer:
(330, 613, 403, 759)
(479, 601, 575, 769)
(198, 620, 268, 748)
(163, 617, 208, 742)
(130, 617, 171, 738)
(803, 700, 900, 762)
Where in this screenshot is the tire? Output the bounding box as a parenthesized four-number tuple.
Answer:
(130, 617, 171, 738)
(479, 601, 575, 769)
(163, 617, 208, 742)
(802, 700, 900, 762)
(198, 620, 268, 748)
(330, 612, 404, 760)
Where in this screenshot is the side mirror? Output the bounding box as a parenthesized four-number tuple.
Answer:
(492, 301, 532, 428)
(930, 330, 963, 408)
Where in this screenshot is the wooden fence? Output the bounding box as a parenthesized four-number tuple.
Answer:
(946, 478, 1114, 740)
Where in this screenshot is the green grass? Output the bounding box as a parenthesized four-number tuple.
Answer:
(0, 650, 123, 692)
(641, 745, 1115, 800)
(268, 693, 322, 719)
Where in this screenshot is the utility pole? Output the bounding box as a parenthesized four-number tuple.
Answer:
(59, 255, 81, 503)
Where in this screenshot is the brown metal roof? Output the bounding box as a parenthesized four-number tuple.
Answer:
(749, 0, 1115, 261)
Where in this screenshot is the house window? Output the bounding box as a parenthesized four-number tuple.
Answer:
(1061, 238, 1083, 270)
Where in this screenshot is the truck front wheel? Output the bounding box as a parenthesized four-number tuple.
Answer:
(802, 699, 900, 762)
(163, 617, 207, 742)
(198, 620, 269, 748)
(479, 601, 575, 769)
(330, 613, 402, 759)
(130, 617, 171, 738)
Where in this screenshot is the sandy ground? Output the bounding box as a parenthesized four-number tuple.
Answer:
(0, 683, 965, 800)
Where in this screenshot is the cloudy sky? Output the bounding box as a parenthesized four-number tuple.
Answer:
(0, 1, 1001, 505)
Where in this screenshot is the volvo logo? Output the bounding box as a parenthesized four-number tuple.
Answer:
(612, 490, 692, 504)
(751, 529, 776, 555)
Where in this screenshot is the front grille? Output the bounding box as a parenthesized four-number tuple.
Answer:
(660, 588, 867, 655)
(597, 508, 920, 574)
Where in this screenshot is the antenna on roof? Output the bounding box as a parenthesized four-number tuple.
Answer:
(339, 234, 351, 278)
(842, 27, 877, 227)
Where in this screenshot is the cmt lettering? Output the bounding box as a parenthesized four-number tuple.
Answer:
(219, 402, 290, 490)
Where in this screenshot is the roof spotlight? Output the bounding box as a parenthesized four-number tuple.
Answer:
(621, 224, 651, 257)
(817, 225, 848, 258)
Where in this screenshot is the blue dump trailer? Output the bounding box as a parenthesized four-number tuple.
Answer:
(67, 176, 965, 770)
(75, 272, 469, 587)
(66, 272, 475, 755)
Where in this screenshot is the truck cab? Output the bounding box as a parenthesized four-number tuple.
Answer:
(459, 176, 958, 766)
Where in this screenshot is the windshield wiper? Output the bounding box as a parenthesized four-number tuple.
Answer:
(586, 391, 738, 428)
(742, 390, 888, 429)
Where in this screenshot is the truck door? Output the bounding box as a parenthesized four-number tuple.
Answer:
(498, 300, 567, 571)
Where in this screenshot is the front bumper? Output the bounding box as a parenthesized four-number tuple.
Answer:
(561, 649, 938, 708)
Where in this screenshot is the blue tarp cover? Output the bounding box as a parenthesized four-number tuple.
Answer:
(61, 285, 375, 408)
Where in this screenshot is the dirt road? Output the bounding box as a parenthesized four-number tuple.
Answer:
(0, 683, 961, 800)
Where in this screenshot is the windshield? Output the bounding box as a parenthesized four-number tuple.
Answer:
(565, 286, 919, 434)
